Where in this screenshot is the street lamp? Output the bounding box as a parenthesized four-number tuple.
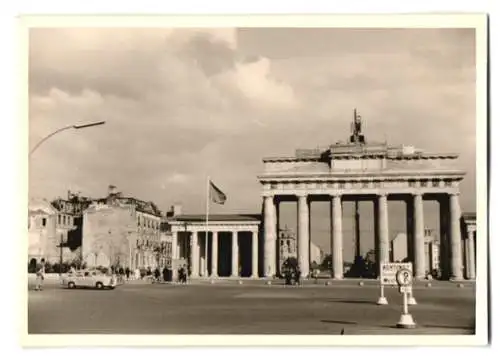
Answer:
(31, 120, 105, 276)
(29, 120, 106, 157)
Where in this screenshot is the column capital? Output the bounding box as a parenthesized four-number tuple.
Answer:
(377, 192, 388, 198)
(327, 191, 343, 198)
(413, 191, 424, 198)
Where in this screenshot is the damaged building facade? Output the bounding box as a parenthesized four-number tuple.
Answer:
(81, 187, 163, 270)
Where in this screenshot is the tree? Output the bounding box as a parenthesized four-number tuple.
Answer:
(320, 254, 332, 271)
(282, 256, 298, 271)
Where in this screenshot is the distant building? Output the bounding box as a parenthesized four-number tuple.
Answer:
(391, 233, 407, 262)
(390, 228, 439, 274)
(278, 225, 297, 272)
(82, 186, 162, 270)
(51, 191, 93, 257)
(423, 229, 440, 274)
(28, 198, 77, 266)
(310, 243, 324, 266)
(159, 204, 182, 270)
(277, 226, 323, 273)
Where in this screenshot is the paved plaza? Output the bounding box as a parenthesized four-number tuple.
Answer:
(28, 279, 475, 335)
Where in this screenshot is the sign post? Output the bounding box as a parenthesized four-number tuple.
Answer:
(396, 267, 416, 329)
(377, 264, 388, 305)
(408, 286, 418, 306)
(379, 262, 413, 305)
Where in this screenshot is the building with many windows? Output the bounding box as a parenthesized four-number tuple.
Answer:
(278, 226, 297, 273)
(51, 191, 93, 257)
(82, 187, 162, 270)
(28, 198, 77, 267)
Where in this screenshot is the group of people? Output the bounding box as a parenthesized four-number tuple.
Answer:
(122, 265, 189, 284)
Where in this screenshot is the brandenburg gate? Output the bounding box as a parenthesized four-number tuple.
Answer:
(258, 110, 468, 281)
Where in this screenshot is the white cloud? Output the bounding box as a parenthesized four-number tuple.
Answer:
(215, 57, 298, 110)
(165, 172, 190, 185)
(28, 28, 477, 221)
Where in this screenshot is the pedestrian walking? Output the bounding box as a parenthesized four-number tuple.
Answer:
(182, 264, 188, 283)
(162, 267, 169, 282)
(125, 267, 130, 281)
(154, 267, 161, 283)
(35, 258, 45, 291)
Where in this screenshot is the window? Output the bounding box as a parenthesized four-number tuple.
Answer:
(42, 218, 46, 227)
(58, 215, 61, 224)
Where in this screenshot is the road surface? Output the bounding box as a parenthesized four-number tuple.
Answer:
(28, 279, 475, 335)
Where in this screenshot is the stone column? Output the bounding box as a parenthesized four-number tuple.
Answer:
(252, 230, 259, 278)
(331, 195, 343, 279)
(449, 193, 464, 280)
(466, 229, 476, 280)
(199, 240, 206, 278)
(413, 193, 426, 279)
(201, 234, 208, 277)
(297, 195, 310, 278)
(211, 231, 218, 277)
(263, 196, 277, 277)
(172, 231, 179, 259)
(439, 196, 450, 279)
(190, 232, 199, 278)
(171, 231, 178, 280)
(406, 199, 414, 263)
(232, 231, 239, 277)
(378, 194, 390, 266)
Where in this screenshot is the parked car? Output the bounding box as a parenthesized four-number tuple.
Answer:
(61, 269, 117, 290)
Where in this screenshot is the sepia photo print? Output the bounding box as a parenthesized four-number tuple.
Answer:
(21, 14, 488, 347)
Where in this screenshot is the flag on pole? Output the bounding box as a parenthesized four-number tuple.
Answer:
(209, 180, 227, 205)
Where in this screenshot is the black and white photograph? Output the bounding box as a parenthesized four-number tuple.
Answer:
(21, 14, 488, 346)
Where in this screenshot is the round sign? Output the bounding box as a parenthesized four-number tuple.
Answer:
(396, 269, 412, 286)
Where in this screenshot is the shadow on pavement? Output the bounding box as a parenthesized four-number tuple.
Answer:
(328, 298, 376, 304)
(421, 324, 475, 331)
(320, 320, 358, 325)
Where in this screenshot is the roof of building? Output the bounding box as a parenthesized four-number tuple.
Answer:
(169, 214, 262, 222)
(29, 198, 59, 215)
(93, 195, 162, 217)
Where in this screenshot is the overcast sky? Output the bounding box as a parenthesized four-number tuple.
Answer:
(28, 27, 476, 257)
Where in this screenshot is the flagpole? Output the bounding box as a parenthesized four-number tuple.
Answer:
(205, 176, 210, 277)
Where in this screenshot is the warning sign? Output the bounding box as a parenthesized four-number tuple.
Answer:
(380, 262, 413, 286)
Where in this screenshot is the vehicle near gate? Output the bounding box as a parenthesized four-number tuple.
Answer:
(61, 269, 117, 290)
